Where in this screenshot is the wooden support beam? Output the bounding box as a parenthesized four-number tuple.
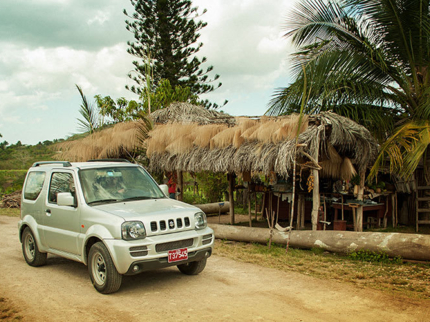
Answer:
(177, 170, 183, 202)
(248, 186, 252, 227)
(311, 127, 321, 231)
(228, 173, 235, 225)
(300, 194, 305, 229)
(355, 169, 366, 232)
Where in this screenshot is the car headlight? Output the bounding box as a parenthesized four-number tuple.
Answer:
(122, 221, 146, 240)
(194, 212, 207, 230)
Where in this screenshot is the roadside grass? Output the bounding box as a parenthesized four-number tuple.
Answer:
(0, 297, 22, 321)
(213, 239, 430, 300)
(0, 208, 20, 217)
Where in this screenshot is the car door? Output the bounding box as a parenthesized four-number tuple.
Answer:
(44, 171, 80, 255)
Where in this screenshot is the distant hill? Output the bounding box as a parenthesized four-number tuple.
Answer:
(0, 140, 58, 170)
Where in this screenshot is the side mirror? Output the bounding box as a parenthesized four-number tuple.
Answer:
(159, 184, 169, 197)
(57, 192, 76, 207)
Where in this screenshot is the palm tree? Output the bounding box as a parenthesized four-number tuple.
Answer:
(76, 85, 99, 134)
(268, 0, 430, 180)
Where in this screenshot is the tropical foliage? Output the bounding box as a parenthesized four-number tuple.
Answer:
(95, 95, 141, 123)
(140, 79, 200, 114)
(268, 0, 430, 179)
(76, 85, 99, 134)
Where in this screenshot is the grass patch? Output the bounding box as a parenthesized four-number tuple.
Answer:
(348, 249, 403, 264)
(214, 239, 430, 300)
(0, 208, 20, 217)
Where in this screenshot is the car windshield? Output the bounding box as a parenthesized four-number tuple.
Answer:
(79, 166, 165, 205)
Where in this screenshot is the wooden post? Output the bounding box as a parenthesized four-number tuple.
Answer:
(261, 192, 266, 220)
(269, 191, 273, 223)
(254, 192, 258, 221)
(296, 195, 302, 230)
(295, 194, 304, 229)
(228, 173, 235, 225)
(248, 186, 252, 227)
(395, 192, 398, 227)
(177, 170, 183, 202)
(277, 193, 280, 224)
(311, 128, 321, 231)
(323, 193, 327, 231)
(352, 206, 357, 231)
(300, 194, 305, 229)
(356, 169, 365, 232)
(341, 195, 344, 220)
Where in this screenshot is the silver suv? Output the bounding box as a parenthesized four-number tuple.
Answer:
(18, 160, 214, 294)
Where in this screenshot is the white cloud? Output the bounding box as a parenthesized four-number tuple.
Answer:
(87, 11, 111, 25)
(0, 40, 135, 143)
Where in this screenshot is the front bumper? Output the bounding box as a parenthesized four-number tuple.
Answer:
(103, 227, 214, 274)
(124, 247, 212, 275)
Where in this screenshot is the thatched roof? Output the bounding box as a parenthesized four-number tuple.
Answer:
(55, 103, 378, 180)
(146, 103, 378, 179)
(151, 102, 236, 125)
(55, 121, 143, 161)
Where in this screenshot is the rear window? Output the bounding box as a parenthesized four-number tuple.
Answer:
(23, 171, 46, 201)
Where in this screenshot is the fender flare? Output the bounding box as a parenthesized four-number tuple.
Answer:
(82, 224, 118, 268)
(19, 215, 47, 253)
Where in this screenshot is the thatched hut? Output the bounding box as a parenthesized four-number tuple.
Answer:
(56, 103, 379, 231)
(146, 103, 376, 177)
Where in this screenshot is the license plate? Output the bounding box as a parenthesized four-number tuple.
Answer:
(168, 248, 188, 263)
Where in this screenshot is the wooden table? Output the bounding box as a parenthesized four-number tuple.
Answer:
(332, 202, 386, 229)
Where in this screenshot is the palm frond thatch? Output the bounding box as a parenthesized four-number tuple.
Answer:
(55, 103, 378, 180)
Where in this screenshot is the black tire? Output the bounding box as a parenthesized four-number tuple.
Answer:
(22, 227, 47, 267)
(88, 242, 122, 294)
(177, 258, 207, 275)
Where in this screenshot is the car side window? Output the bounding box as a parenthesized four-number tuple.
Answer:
(23, 171, 46, 201)
(48, 172, 75, 204)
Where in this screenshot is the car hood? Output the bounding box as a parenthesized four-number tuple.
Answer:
(93, 198, 200, 221)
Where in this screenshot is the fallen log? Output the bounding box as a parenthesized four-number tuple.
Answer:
(209, 224, 430, 261)
(194, 202, 230, 215)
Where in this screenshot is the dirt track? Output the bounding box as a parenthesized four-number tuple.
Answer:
(1, 215, 429, 322)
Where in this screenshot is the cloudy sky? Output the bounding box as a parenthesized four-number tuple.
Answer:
(0, 0, 297, 145)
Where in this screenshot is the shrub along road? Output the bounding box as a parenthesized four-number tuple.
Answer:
(0, 215, 429, 322)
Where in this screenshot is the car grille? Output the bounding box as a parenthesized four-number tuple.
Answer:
(202, 234, 213, 245)
(129, 245, 148, 257)
(155, 238, 193, 252)
(150, 217, 191, 232)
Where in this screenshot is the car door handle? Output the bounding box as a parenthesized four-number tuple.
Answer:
(45, 209, 51, 216)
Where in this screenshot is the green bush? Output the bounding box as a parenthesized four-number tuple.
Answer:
(182, 190, 208, 205)
(195, 172, 228, 203)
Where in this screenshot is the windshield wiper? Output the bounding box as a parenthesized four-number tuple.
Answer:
(87, 199, 121, 205)
(121, 196, 155, 201)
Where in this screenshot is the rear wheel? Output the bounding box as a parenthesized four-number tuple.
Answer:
(22, 227, 47, 267)
(88, 242, 122, 294)
(177, 258, 207, 275)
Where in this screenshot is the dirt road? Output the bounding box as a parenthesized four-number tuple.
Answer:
(1, 215, 429, 322)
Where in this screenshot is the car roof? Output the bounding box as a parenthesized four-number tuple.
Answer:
(29, 161, 138, 171)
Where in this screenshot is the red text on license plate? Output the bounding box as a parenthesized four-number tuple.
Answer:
(168, 248, 188, 263)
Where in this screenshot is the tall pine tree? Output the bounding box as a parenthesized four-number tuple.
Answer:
(124, 0, 222, 106)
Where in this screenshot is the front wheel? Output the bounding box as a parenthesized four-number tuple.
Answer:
(22, 227, 47, 267)
(177, 258, 207, 275)
(88, 242, 122, 294)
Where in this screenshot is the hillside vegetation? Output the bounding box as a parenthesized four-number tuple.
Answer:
(0, 140, 57, 196)
(0, 141, 57, 170)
